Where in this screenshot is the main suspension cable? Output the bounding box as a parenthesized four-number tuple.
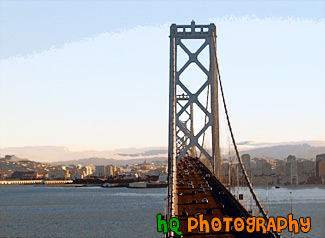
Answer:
(212, 32, 281, 238)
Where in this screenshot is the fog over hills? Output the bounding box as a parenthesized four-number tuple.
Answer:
(240, 143, 325, 159)
(0, 141, 324, 164)
(51, 157, 167, 166)
(0, 146, 167, 163)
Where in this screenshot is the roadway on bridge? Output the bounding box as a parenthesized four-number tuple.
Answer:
(175, 158, 272, 238)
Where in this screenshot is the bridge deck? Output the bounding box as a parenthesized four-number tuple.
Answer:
(175, 158, 272, 238)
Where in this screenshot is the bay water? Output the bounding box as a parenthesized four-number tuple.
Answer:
(0, 185, 323, 237)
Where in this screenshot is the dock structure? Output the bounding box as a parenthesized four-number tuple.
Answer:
(0, 180, 73, 185)
(167, 21, 281, 238)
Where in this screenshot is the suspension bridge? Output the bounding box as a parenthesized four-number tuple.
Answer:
(166, 21, 282, 238)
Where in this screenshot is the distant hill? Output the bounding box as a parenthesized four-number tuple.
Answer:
(0, 146, 167, 163)
(116, 149, 167, 157)
(51, 157, 167, 166)
(0, 155, 29, 162)
(241, 143, 325, 159)
(1, 141, 324, 163)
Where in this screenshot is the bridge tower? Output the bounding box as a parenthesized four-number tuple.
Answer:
(168, 21, 221, 218)
(166, 21, 282, 238)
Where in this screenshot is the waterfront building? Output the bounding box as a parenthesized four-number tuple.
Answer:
(275, 160, 286, 175)
(10, 171, 37, 180)
(316, 154, 325, 183)
(48, 168, 70, 179)
(95, 165, 106, 177)
(242, 154, 251, 176)
(318, 160, 325, 184)
(286, 155, 299, 185)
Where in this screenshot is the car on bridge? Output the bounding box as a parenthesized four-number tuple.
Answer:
(198, 187, 205, 193)
(202, 198, 208, 204)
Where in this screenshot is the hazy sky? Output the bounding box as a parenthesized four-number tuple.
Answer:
(0, 0, 324, 150)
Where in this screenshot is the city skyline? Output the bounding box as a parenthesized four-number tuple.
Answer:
(0, 1, 324, 150)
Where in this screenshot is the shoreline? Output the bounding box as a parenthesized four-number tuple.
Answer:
(0, 183, 324, 189)
(253, 184, 325, 188)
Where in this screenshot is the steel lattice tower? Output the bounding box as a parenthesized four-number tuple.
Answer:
(168, 21, 221, 218)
